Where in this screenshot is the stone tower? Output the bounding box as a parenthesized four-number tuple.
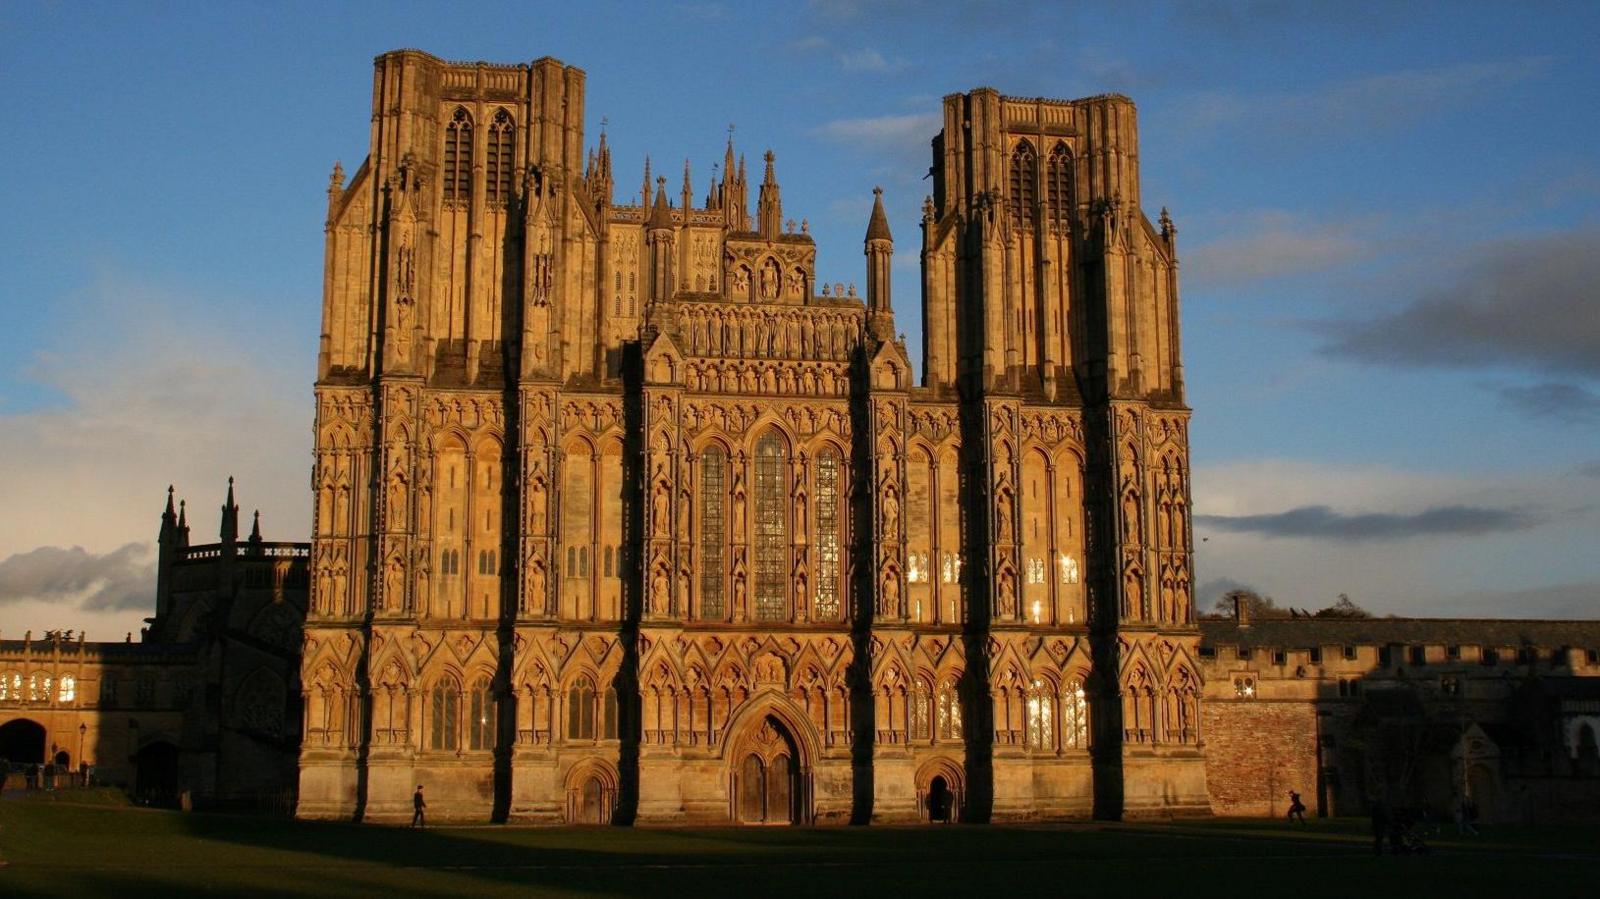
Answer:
(921, 90, 1203, 816)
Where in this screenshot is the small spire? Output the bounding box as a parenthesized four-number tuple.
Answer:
(682, 158, 693, 200)
(762, 149, 777, 185)
(178, 499, 188, 529)
(641, 155, 652, 206)
(328, 161, 344, 193)
(164, 485, 176, 518)
(648, 176, 675, 230)
(1160, 206, 1177, 241)
(922, 195, 936, 223)
(865, 186, 893, 243)
(249, 510, 262, 543)
(220, 475, 239, 544)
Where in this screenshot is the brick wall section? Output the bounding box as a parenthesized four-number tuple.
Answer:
(1203, 701, 1319, 817)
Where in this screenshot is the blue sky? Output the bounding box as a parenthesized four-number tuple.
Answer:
(1, 1, 1597, 636)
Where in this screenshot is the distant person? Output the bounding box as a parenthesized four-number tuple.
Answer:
(412, 784, 426, 827)
(0, 765, 9, 796)
(85, 762, 96, 787)
(1369, 800, 1389, 855)
(1455, 800, 1479, 836)
(1286, 790, 1307, 824)
(42, 762, 55, 792)
(25, 764, 37, 791)
(79, 761, 88, 787)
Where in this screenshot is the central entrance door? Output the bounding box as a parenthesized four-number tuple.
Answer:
(734, 715, 800, 824)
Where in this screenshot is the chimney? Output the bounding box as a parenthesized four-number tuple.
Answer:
(1233, 593, 1251, 627)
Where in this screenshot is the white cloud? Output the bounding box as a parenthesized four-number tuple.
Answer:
(1185, 210, 1376, 288)
(814, 112, 939, 151)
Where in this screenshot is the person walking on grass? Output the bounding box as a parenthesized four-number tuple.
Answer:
(1286, 790, 1307, 824)
(412, 784, 427, 827)
(1370, 799, 1389, 855)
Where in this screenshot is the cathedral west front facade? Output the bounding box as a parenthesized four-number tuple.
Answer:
(298, 49, 1202, 824)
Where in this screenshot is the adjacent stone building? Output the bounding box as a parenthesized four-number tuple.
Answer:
(1199, 605, 1600, 823)
(298, 49, 1202, 824)
(0, 482, 307, 809)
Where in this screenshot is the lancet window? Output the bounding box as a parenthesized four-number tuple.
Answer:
(442, 107, 474, 203)
(1009, 140, 1037, 227)
(1026, 679, 1054, 750)
(699, 448, 727, 619)
(567, 677, 596, 740)
(430, 677, 460, 751)
(814, 448, 841, 620)
(468, 678, 495, 751)
(485, 109, 514, 204)
(937, 680, 962, 741)
(1062, 679, 1088, 749)
(753, 432, 788, 621)
(1046, 142, 1072, 227)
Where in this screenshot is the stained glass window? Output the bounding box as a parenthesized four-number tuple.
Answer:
(699, 448, 726, 619)
(814, 449, 841, 620)
(753, 432, 788, 621)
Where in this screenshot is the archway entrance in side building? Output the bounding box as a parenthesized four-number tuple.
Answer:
(916, 757, 965, 823)
(0, 719, 46, 766)
(732, 714, 804, 825)
(135, 740, 180, 806)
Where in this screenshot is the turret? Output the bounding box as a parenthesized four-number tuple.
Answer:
(646, 177, 676, 303)
(249, 510, 263, 545)
(864, 187, 893, 315)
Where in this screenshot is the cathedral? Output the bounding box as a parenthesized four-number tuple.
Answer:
(298, 49, 1201, 824)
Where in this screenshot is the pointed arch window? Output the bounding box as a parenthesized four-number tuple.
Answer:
(1062, 679, 1088, 749)
(468, 677, 495, 751)
(443, 107, 474, 203)
(567, 676, 596, 740)
(753, 432, 788, 621)
(699, 447, 727, 620)
(1026, 679, 1054, 750)
(1046, 142, 1072, 227)
(814, 447, 842, 620)
(1009, 140, 1037, 227)
(911, 679, 932, 741)
(430, 677, 460, 751)
(937, 680, 962, 741)
(486, 109, 514, 204)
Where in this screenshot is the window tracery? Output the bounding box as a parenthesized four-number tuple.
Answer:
(699, 447, 727, 619)
(430, 677, 460, 750)
(1046, 142, 1072, 227)
(485, 109, 514, 204)
(469, 677, 495, 751)
(1009, 140, 1037, 226)
(814, 447, 841, 620)
(443, 107, 473, 203)
(753, 432, 788, 621)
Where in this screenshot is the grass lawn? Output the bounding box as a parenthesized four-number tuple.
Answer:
(1, 791, 1595, 897)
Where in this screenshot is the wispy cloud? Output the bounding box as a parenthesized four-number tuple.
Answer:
(1491, 380, 1600, 423)
(1185, 210, 1375, 288)
(1175, 57, 1552, 139)
(0, 543, 154, 612)
(814, 112, 939, 151)
(1316, 229, 1600, 379)
(1197, 504, 1540, 542)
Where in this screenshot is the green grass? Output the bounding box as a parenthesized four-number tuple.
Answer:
(1, 798, 1595, 897)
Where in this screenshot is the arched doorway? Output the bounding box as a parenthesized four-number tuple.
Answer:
(0, 719, 46, 766)
(564, 761, 619, 825)
(135, 740, 180, 807)
(732, 714, 803, 825)
(927, 776, 953, 823)
(916, 757, 964, 823)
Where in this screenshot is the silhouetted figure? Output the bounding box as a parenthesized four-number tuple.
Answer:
(1369, 800, 1389, 855)
(1286, 790, 1307, 824)
(1455, 799, 1479, 836)
(411, 784, 426, 827)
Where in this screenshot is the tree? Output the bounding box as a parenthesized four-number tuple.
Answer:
(1314, 593, 1371, 619)
(1209, 588, 1289, 620)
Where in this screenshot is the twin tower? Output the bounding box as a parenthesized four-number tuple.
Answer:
(300, 50, 1202, 824)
